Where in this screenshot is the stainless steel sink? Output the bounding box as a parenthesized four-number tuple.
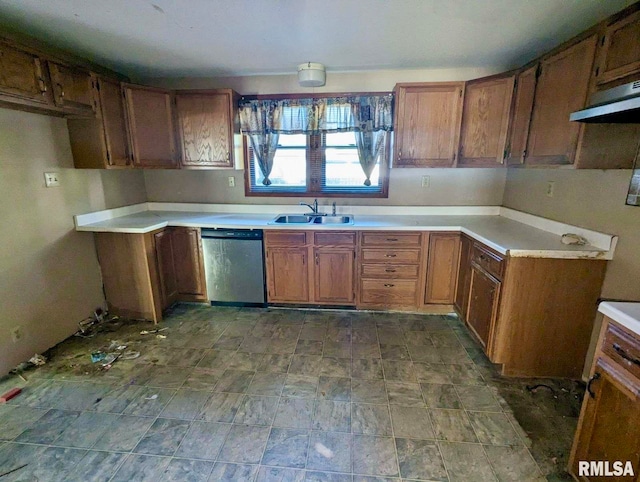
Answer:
(269, 214, 354, 225)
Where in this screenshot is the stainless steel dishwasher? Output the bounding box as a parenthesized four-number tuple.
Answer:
(200, 228, 266, 306)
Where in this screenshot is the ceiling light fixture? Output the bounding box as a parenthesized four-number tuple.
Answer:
(298, 62, 326, 87)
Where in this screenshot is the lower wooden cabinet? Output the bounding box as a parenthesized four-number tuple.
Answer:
(454, 234, 473, 318)
(314, 248, 355, 304)
(424, 233, 460, 304)
(265, 247, 310, 303)
(569, 318, 640, 480)
(154, 229, 179, 310)
(172, 227, 207, 299)
(467, 264, 501, 348)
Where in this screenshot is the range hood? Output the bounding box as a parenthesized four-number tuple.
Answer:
(570, 80, 640, 123)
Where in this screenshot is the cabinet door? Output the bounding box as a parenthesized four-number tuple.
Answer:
(425, 233, 461, 304)
(596, 9, 640, 85)
(458, 75, 514, 167)
(570, 358, 640, 481)
(48, 62, 95, 115)
(124, 84, 177, 168)
(176, 92, 234, 168)
(313, 248, 355, 304)
(506, 66, 537, 166)
(455, 235, 473, 320)
(394, 83, 464, 167)
(0, 41, 50, 105)
(265, 247, 309, 303)
(467, 264, 500, 348)
(97, 77, 130, 168)
(526, 35, 597, 166)
(154, 229, 179, 309)
(172, 227, 206, 298)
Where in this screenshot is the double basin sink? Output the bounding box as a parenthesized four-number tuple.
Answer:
(270, 214, 354, 225)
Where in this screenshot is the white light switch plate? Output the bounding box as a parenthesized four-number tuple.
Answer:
(44, 172, 60, 187)
(228, 176, 235, 187)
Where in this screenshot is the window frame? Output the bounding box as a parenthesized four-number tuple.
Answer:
(241, 92, 391, 198)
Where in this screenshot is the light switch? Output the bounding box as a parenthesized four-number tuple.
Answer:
(228, 176, 235, 187)
(44, 172, 60, 187)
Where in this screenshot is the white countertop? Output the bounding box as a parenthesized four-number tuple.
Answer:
(599, 302, 640, 337)
(74, 203, 617, 260)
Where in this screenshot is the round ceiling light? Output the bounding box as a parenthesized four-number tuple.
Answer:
(297, 62, 326, 87)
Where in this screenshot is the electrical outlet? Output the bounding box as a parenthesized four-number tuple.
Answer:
(546, 181, 555, 197)
(10, 326, 22, 343)
(228, 176, 235, 187)
(44, 172, 60, 187)
(421, 175, 430, 188)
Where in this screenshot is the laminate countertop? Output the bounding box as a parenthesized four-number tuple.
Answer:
(74, 204, 617, 260)
(599, 302, 640, 337)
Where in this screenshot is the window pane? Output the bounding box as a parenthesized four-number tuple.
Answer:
(324, 132, 380, 188)
(253, 134, 306, 188)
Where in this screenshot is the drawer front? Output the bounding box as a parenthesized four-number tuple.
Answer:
(603, 322, 640, 381)
(265, 231, 307, 246)
(360, 279, 418, 305)
(314, 231, 356, 246)
(361, 248, 420, 264)
(361, 232, 422, 247)
(361, 263, 419, 279)
(471, 243, 505, 280)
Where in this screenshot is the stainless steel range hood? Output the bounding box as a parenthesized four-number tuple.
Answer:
(570, 80, 640, 123)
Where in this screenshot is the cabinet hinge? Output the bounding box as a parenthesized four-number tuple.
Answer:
(535, 64, 542, 80)
(600, 35, 606, 46)
(353, 251, 356, 259)
(106, 151, 111, 162)
(96, 81, 100, 92)
(459, 89, 462, 98)
(595, 67, 600, 77)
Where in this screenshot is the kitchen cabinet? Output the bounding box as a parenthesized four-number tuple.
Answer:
(123, 84, 177, 168)
(505, 65, 537, 166)
(265, 247, 310, 303)
(155, 229, 179, 310)
(47, 61, 96, 115)
(525, 35, 598, 166)
(358, 231, 424, 309)
(569, 318, 640, 480)
(594, 8, 640, 86)
(314, 249, 355, 304)
(454, 234, 473, 319)
(172, 227, 207, 299)
(67, 76, 130, 169)
(457, 75, 514, 167)
(393, 82, 464, 167)
(424, 233, 461, 304)
(175, 90, 238, 168)
(0, 40, 52, 108)
(467, 264, 501, 349)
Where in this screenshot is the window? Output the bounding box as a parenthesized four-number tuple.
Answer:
(246, 132, 389, 197)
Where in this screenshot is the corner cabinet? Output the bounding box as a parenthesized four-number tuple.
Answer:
(393, 83, 464, 167)
(569, 318, 640, 480)
(175, 89, 238, 169)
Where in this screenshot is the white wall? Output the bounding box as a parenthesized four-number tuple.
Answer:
(0, 108, 147, 375)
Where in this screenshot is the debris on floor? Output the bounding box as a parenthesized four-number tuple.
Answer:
(0, 387, 21, 403)
(140, 328, 168, 335)
(28, 354, 46, 366)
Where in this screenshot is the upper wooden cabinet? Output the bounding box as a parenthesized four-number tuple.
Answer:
(595, 8, 640, 86)
(47, 61, 96, 115)
(68, 76, 130, 169)
(394, 82, 464, 167)
(458, 75, 515, 167)
(526, 34, 598, 166)
(175, 90, 238, 169)
(123, 84, 177, 168)
(505, 66, 537, 166)
(0, 40, 51, 107)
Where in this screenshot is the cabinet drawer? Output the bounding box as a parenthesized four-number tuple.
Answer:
(360, 279, 418, 305)
(265, 231, 307, 246)
(602, 322, 640, 381)
(314, 231, 356, 246)
(361, 263, 419, 279)
(361, 249, 420, 264)
(361, 232, 422, 247)
(471, 243, 504, 280)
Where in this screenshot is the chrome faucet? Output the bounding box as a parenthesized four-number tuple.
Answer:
(300, 199, 325, 215)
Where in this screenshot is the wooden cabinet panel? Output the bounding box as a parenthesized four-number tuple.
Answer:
(68, 76, 130, 169)
(361, 232, 422, 247)
(314, 232, 356, 246)
(175, 91, 235, 168)
(0, 41, 50, 105)
(458, 75, 514, 167)
(596, 9, 640, 85)
(48, 61, 95, 115)
(154, 229, 179, 309)
(361, 249, 420, 264)
(471, 243, 505, 280)
(425, 233, 461, 304)
(394, 83, 464, 167)
(124, 84, 177, 168)
(361, 263, 419, 279)
(506, 66, 537, 166)
(455, 234, 473, 320)
(265, 231, 308, 246)
(570, 357, 640, 480)
(360, 279, 418, 305)
(314, 248, 355, 304)
(467, 264, 501, 348)
(266, 247, 309, 303)
(172, 227, 206, 298)
(526, 35, 597, 166)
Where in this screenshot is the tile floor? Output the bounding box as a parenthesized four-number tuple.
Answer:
(0, 304, 582, 481)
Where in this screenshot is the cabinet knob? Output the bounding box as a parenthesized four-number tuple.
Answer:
(613, 343, 640, 366)
(383, 283, 395, 288)
(386, 238, 398, 242)
(385, 269, 396, 273)
(385, 254, 397, 258)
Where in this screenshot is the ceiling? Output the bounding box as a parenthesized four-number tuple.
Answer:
(0, 0, 633, 78)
